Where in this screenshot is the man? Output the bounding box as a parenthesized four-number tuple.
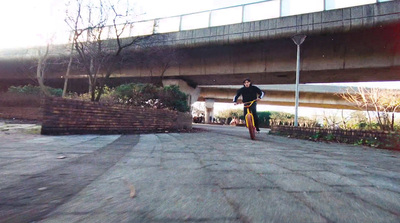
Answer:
(233, 78, 265, 132)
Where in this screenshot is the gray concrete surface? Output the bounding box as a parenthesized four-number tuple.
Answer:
(0, 122, 399, 223)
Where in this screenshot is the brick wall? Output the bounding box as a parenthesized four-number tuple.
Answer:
(41, 97, 192, 135)
(270, 125, 400, 150)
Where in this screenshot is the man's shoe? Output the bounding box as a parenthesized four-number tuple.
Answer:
(256, 128, 260, 132)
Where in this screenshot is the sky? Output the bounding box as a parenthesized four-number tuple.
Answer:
(0, 0, 65, 49)
(0, 0, 261, 49)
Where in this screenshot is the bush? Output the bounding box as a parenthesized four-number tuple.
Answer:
(270, 111, 295, 126)
(216, 109, 271, 127)
(216, 108, 243, 120)
(258, 111, 271, 128)
(159, 85, 190, 112)
(113, 83, 189, 112)
(8, 85, 62, 97)
(114, 83, 158, 106)
(68, 85, 115, 103)
(65, 83, 189, 112)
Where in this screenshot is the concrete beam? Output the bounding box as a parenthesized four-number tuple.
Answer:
(204, 98, 215, 124)
(197, 85, 357, 110)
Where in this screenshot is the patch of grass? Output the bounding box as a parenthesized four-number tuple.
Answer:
(21, 126, 41, 135)
(324, 133, 335, 141)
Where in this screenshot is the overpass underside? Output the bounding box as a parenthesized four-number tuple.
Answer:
(144, 23, 400, 87)
(2, 23, 399, 92)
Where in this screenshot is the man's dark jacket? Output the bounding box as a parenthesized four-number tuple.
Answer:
(233, 85, 264, 103)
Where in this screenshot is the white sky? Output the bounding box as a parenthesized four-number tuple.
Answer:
(0, 0, 67, 49)
(0, 0, 261, 49)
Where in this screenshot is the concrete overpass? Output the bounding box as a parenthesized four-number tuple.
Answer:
(0, 0, 399, 111)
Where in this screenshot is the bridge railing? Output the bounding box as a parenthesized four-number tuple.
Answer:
(96, 0, 392, 39)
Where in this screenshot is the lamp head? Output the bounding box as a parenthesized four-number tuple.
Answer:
(291, 34, 307, 46)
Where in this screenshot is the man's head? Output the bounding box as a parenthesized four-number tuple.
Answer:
(243, 78, 251, 88)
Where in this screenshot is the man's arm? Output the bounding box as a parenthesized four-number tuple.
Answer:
(233, 88, 242, 104)
(255, 86, 265, 100)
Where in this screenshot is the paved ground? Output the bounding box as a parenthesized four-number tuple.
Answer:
(0, 122, 399, 223)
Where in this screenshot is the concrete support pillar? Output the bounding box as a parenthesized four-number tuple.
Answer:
(204, 98, 215, 124)
(162, 79, 200, 105)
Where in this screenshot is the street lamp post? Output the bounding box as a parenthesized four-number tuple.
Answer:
(291, 34, 306, 127)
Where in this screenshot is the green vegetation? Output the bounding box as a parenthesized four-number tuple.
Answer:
(339, 87, 400, 131)
(311, 131, 322, 140)
(8, 85, 62, 97)
(216, 108, 244, 121)
(7, 83, 190, 113)
(216, 109, 271, 127)
(112, 83, 189, 112)
(113, 83, 159, 106)
(257, 111, 272, 127)
(353, 138, 380, 147)
(209, 107, 400, 150)
(161, 85, 190, 113)
(72, 83, 189, 113)
(324, 133, 335, 141)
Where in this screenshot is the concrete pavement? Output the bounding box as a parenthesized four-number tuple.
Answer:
(0, 123, 399, 222)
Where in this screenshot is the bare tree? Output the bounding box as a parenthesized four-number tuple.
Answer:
(322, 111, 341, 128)
(65, 0, 159, 101)
(36, 44, 51, 96)
(269, 112, 294, 126)
(62, 0, 82, 97)
(339, 87, 400, 131)
(13, 43, 58, 96)
(140, 46, 178, 86)
(62, 40, 74, 97)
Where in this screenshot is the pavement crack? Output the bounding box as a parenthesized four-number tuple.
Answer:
(196, 163, 218, 169)
(221, 189, 252, 223)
